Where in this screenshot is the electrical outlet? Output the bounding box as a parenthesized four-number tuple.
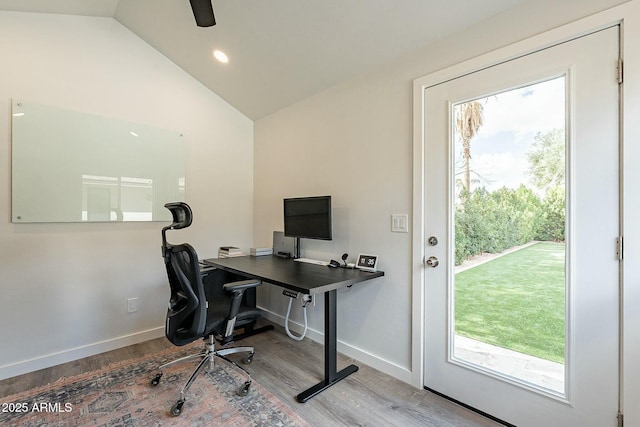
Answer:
(127, 297, 138, 313)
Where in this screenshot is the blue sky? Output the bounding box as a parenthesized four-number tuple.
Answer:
(455, 77, 565, 193)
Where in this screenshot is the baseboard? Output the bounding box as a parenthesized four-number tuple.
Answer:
(259, 307, 414, 385)
(0, 327, 164, 381)
(2, 312, 415, 386)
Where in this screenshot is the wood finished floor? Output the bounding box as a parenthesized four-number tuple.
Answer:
(0, 323, 502, 426)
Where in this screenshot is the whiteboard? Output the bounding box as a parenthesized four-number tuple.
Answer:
(11, 100, 185, 223)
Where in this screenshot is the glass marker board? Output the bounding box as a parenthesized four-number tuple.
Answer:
(11, 100, 185, 223)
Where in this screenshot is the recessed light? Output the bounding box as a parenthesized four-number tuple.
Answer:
(213, 50, 229, 63)
(130, 131, 139, 137)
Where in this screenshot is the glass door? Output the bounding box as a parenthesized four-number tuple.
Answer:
(452, 78, 566, 394)
(423, 26, 620, 426)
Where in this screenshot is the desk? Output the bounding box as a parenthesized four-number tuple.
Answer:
(202, 255, 384, 402)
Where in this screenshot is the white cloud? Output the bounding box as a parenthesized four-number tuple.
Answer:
(472, 151, 529, 190)
(471, 77, 565, 138)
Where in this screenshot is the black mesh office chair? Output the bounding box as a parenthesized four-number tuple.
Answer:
(151, 202, 262, 417)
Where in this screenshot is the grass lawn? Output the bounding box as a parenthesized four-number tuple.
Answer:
(455, 241, 565, 363)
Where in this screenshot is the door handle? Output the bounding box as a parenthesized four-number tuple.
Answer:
(425, 256, 439, 268)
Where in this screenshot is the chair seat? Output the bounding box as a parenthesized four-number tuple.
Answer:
(204, 296, 263, 337)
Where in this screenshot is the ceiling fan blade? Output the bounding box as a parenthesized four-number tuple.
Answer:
(189, 0, 216, 27)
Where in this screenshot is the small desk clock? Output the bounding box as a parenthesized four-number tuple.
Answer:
(356, 254, 378, 272)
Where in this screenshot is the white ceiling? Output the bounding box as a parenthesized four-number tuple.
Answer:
(0, 0, 527, 119)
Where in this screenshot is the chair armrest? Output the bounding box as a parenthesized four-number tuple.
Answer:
(222, 279, 262, 342)
(223, 279, 261, 293)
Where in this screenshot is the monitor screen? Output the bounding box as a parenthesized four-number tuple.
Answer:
(283, 196, 332, 240)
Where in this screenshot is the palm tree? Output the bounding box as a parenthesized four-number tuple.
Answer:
(455, 101, 484, 191)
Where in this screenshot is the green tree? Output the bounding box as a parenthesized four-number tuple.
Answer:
(526, 128, 566, 242)
(534, 186, 566, 241)
(526, 129, 565, 192)
(454, 185, 544, 265)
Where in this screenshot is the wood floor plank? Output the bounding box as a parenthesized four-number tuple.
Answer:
(0, 322, 502, 426)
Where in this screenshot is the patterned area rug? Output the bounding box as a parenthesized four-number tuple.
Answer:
(2, 342, 309, 426)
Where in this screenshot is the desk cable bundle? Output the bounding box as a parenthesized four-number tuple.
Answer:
(282, 290, 312, 341)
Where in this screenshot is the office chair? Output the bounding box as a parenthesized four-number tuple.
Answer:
(151, 202, 263, 417)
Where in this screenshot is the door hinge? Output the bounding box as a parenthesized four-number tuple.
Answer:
(617, 411, 623, 427)
(616, 236, 623, 261)
(617, 58, 623, 84)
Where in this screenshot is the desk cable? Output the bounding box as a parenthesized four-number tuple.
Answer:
(284, 294, 312, 341)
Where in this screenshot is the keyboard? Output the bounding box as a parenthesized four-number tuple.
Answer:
(294, 258, 329, 266)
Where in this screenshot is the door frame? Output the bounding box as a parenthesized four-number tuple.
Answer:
(411, 1, 640, 424)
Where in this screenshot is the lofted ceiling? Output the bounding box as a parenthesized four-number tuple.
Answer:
(0, 0, 527, 119)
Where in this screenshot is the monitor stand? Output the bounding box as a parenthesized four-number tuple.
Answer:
(294, 237, 301, 259)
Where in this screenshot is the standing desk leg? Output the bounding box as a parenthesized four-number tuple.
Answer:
(296, 289, 359, 403)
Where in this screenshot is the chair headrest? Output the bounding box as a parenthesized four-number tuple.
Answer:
(164, 202, 193, 229)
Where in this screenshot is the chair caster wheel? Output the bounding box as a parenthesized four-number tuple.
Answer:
(238, 381, 251, 396)
(170, 400, 184, 417)
(150, 373, 163, 387)
(243, 353, 254, 364)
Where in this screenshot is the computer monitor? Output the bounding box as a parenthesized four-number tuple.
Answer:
(284, 196, 332, 257)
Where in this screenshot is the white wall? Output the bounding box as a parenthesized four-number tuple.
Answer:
(253, 0, 634, 396)
(0, 12, 254, 379)
(253, 73, 415, 377)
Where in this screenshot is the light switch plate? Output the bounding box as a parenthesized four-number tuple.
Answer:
(391, 214, 409, 233)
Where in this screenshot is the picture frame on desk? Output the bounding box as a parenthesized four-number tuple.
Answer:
(356, 254, 378, 272)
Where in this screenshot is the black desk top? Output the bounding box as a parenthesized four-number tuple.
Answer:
(202, 255, 384, 295)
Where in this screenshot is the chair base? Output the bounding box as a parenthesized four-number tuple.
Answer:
(150, 335, 254, 417)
